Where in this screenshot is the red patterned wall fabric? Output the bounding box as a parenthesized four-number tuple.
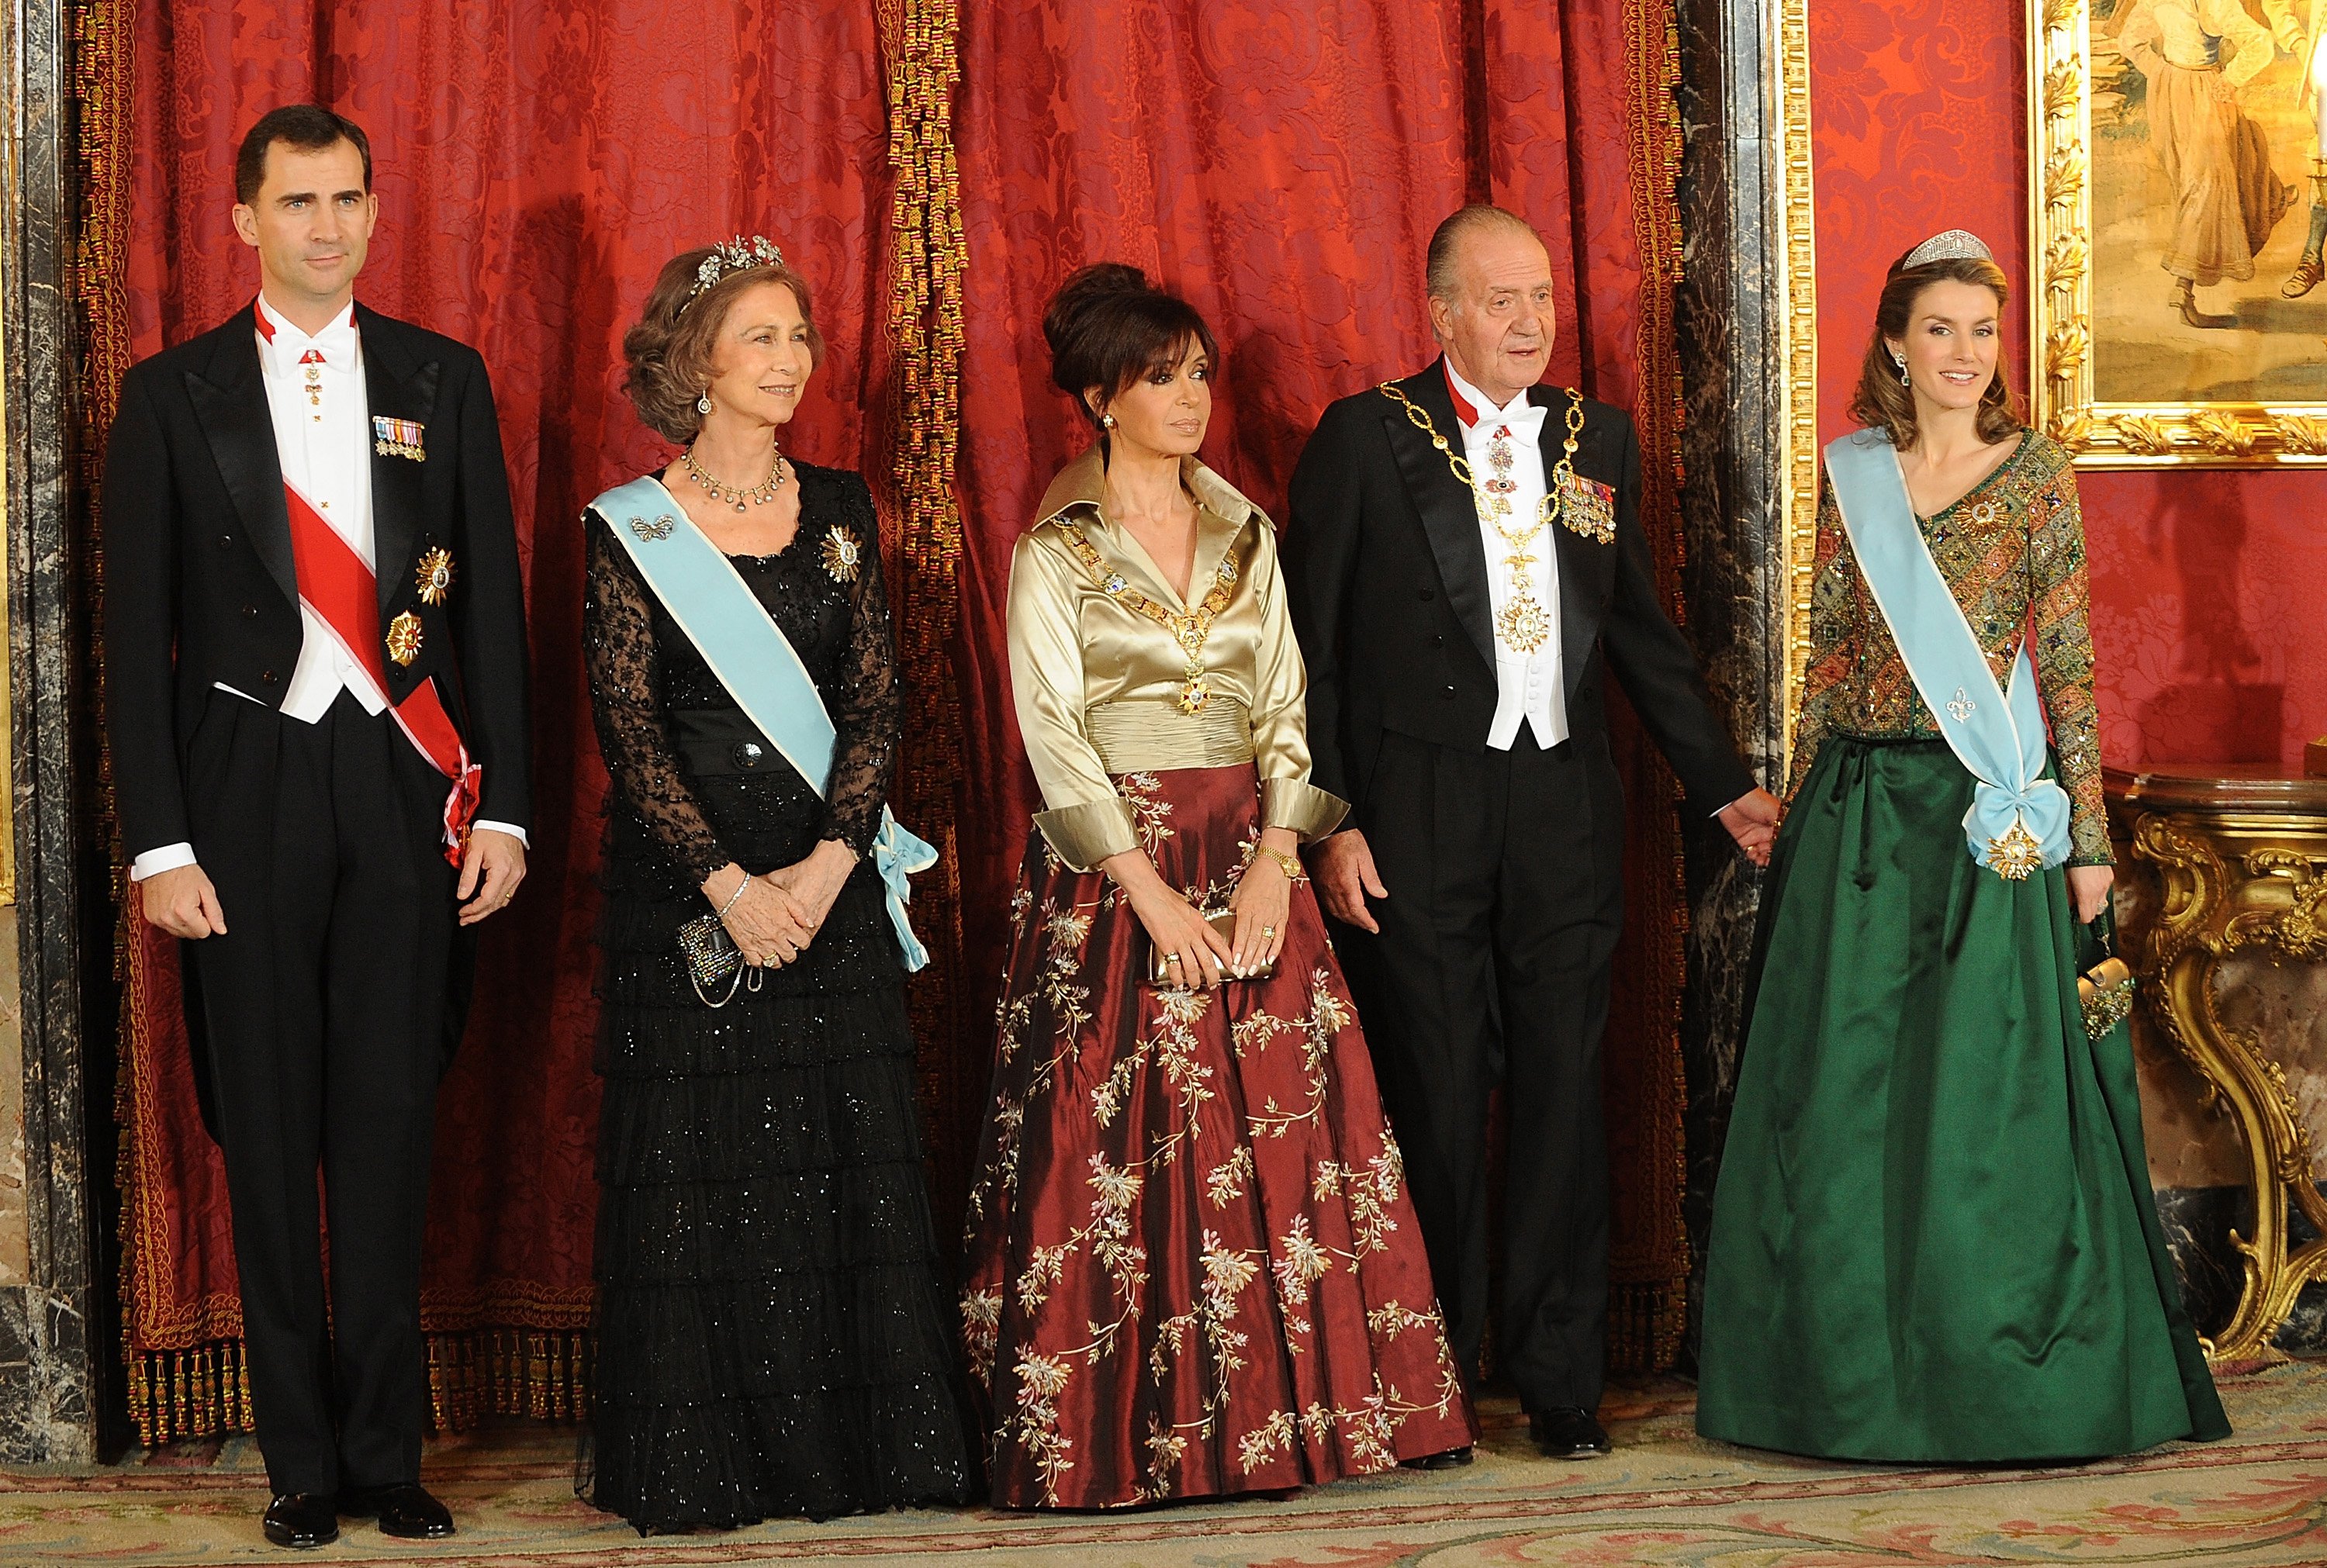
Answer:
(952, 0, 1699, 1366)
(112, 0, 894, 1434)
(1809, 0, 2327, 770)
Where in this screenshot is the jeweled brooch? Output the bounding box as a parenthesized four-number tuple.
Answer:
(628, 514, 674, 543)
(821, 525, 863, 584)
(415, 547, 455, 606)
(386, 611, 424, 667)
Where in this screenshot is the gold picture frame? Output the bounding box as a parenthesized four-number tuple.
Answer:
(1778, 0, 1820, 782)
(2032, 0, 2327, 466)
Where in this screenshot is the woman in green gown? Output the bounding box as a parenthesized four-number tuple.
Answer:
(1695, 231, 2228, 1462)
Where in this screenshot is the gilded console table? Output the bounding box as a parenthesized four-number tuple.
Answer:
(2109, 765, 2327, 1363)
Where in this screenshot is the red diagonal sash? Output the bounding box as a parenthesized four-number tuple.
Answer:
(282, 480, 479, 864)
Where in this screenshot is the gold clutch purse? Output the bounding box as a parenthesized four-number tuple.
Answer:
(1146, 910, 1274, 986)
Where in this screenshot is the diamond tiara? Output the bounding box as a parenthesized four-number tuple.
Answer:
(681, 235, 788, 313)
(1900, 229, 1993, 270)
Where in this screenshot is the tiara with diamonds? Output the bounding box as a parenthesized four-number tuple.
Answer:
(1900, 229, 1993, 270)
(680, 235, 788, 313)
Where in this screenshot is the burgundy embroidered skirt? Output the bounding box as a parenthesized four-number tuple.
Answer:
(961, 764, 1476, 1509)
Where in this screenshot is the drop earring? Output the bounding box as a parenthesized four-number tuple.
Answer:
(697, 392, 714, 416)
(1893, 354, 1910, 389)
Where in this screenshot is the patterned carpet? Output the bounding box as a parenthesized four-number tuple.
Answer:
(6, 1364, 2327, 1566)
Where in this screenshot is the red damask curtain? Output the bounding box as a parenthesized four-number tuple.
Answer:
(87, 0, 1695, 1445)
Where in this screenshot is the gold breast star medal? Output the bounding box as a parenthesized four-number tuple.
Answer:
(1986, 817, 2045, 881)
(415, 546, 455, 606)
(821, 524, 863, 584)
(386, 611, 425, 667)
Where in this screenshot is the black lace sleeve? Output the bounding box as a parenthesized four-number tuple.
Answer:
(818, 475, 901, 856)
(583, 510, 731, 882)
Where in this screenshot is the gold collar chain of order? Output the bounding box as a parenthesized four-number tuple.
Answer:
(1377, 382, 1585, 654)
(1055, 518, 1240, 715)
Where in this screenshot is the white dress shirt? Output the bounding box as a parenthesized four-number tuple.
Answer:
(130, 295, 524, 881)
(1446, 361, 1568, 751)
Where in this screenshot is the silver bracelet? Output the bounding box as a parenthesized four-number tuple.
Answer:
(715, 872, 752, 919)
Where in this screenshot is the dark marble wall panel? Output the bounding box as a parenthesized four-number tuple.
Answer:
(1674, 0, 1789, 1371)
(0, 0, 103, 1463)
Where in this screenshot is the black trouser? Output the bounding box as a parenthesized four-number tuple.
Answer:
(1336, 725, 1626, 1416)
(178, 689, 458, 1495)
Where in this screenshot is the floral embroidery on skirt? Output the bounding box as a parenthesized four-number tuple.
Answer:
(961, 764, 1475, 1508)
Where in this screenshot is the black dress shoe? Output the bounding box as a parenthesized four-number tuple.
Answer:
(1399, 1445, 1475, 1470)
(1529, 1406, 1612, 1459)
(262, 1493, 340, 1549)
(341, 1481, 456, 1539)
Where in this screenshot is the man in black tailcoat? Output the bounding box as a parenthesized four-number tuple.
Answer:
(1283, 204, 1779, 1463)
(103, 105, 531, 1548)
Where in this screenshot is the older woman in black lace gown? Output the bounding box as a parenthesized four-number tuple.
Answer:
(578, 240, 970, 1531)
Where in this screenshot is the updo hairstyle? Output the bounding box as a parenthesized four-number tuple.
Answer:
(1849, 250, 2023, 452)
(1042, 263, 1219, 427)
(621, 246, 825, 444)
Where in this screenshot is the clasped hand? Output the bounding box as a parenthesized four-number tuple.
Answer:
(703, 839, 857, 969)
(1101, 846, 1237, 990)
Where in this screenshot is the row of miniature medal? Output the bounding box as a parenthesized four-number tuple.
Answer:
(299, 347, 448, 669)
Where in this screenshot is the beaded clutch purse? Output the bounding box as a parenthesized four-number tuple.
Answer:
(677, 914, 747, 1007)
(2077, 955, 2135, 1041)
(2076, 906, 2135, 1041)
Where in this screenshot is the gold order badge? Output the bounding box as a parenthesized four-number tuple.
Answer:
(386, 611, 424, 667)
(415, 547, 455, 606)
(1985, 817, 2045, 881)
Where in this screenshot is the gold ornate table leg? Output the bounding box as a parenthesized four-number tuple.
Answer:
(2134, 812, 2327, 1362)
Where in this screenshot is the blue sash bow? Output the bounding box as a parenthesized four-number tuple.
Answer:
(593, 475, 935, 969)
(1823, 429, 2071, 879)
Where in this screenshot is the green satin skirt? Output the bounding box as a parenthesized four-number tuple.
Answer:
(1696, 737, 2228, 1461)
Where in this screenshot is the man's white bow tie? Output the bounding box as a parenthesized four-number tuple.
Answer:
(1478, 401, 1547, 444)
(282, 321, 358, 368)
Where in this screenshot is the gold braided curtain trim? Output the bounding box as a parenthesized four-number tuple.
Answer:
(876, 0, 974, 1228)
(128, 1332, 592, 1448)
(1610, 0, 1691, 1375)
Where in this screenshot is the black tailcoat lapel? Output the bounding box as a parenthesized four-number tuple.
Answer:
(1530, 384, 1610, 704)
(1381, 360, 1495, 672)
(357, 306, 442, 617)
(186, 305, 298, 613)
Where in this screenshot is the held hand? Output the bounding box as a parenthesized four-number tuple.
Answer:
(1228, 840, 1296, 975)
(2067, 864, 2115, 927)
(141, 864, 227, 940)
(1101, 848, 1235, 989)
(1717, 788, 1782, 869)
(759, 839, 858, 937)
(1309, 829, 1387, 934)
(456, 829, 528, 926)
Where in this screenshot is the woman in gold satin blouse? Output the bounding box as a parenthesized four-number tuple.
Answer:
(960, 265, 1475, 1511)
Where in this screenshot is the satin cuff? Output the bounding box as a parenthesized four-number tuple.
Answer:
(1260, 776, 1348, 843)
(1032, 796, 1141, 873)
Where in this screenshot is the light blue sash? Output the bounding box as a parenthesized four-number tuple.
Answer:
(1823, 429, 2072, 877)
(593, 475, 935, 969)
